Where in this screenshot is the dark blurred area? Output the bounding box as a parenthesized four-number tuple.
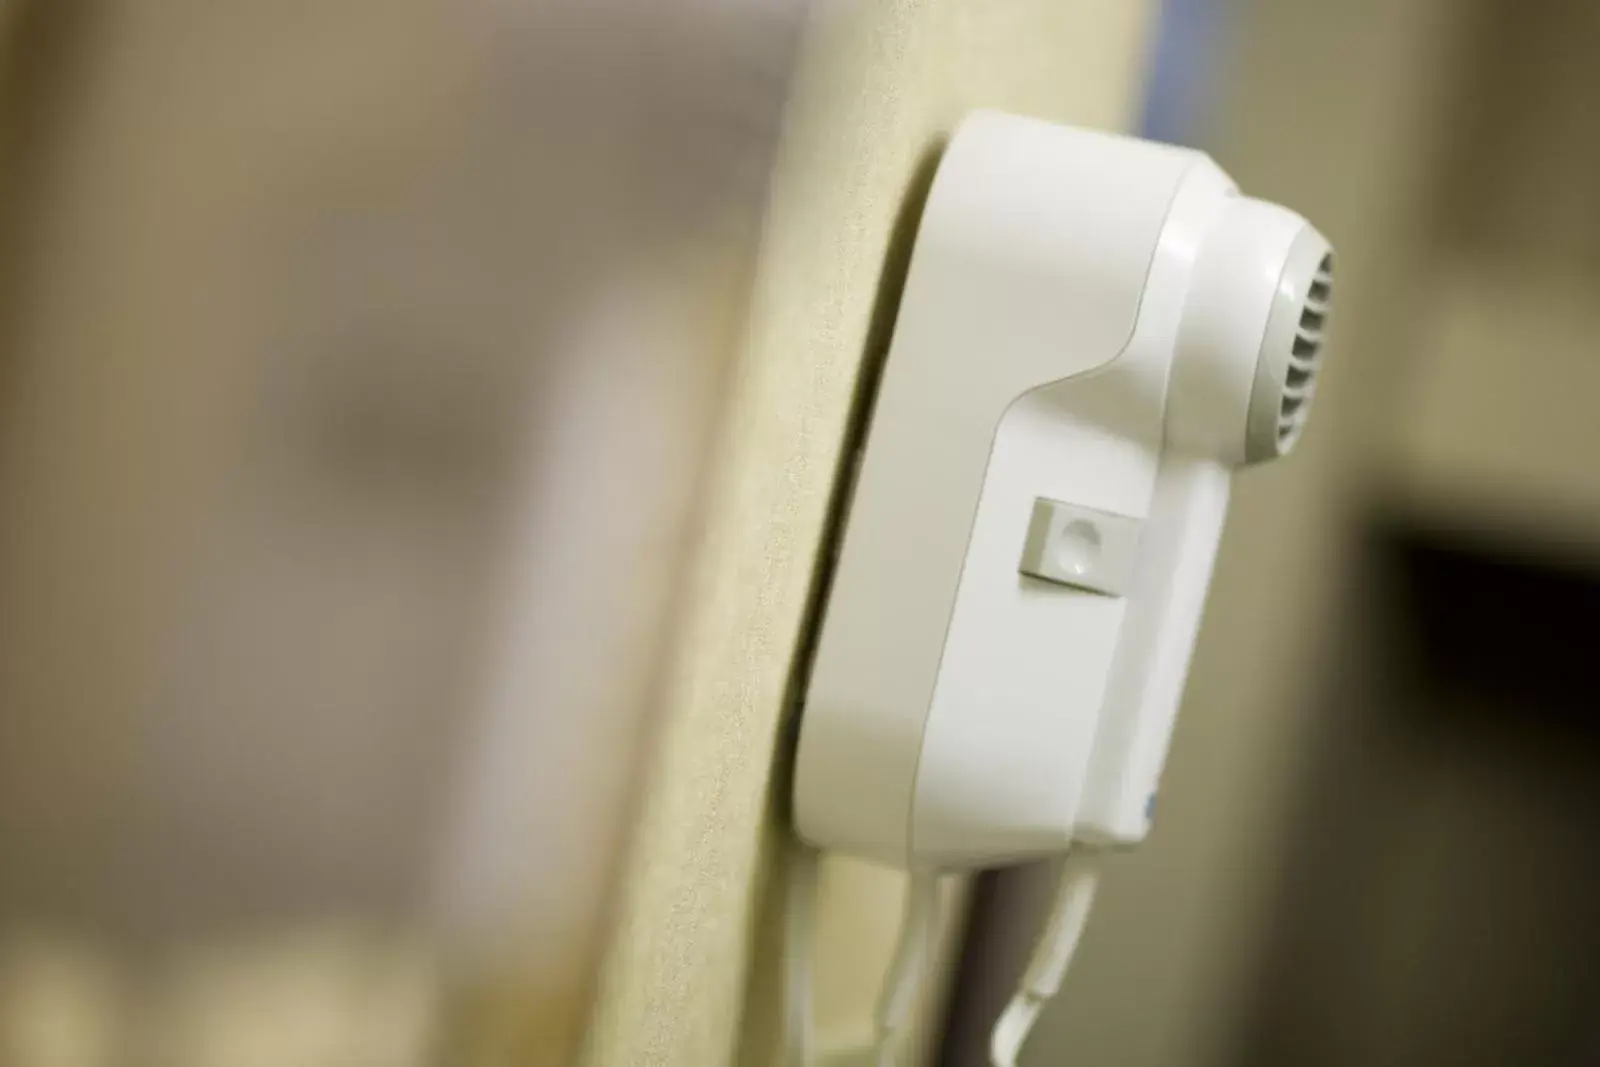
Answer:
(1236, 511, 1600, 1067)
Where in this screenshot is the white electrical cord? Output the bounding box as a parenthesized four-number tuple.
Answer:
(989, 848, 1102, 1067)
(873, 871, 941, 1067)
(782, 834, 941, 1067)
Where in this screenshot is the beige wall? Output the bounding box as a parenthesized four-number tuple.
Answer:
(579, 3, 1157, 1066)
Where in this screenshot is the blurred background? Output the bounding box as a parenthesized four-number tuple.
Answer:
(1, 0, 1598, 1065)
(947, 1, 1600, 1065)
(0, 1, 803, 1064)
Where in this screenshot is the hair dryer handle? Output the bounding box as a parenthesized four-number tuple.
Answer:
(1074, 453, 1231, 844)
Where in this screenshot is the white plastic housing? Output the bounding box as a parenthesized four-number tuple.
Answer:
(792, 111, 1331, 870)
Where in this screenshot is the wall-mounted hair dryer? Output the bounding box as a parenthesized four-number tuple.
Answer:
(786, 110, 1334, 1066)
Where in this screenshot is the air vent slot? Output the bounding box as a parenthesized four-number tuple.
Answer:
(1277, 252, 1334, 447)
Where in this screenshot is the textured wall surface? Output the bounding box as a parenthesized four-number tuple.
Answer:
(579, 4, 1156, 1065)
